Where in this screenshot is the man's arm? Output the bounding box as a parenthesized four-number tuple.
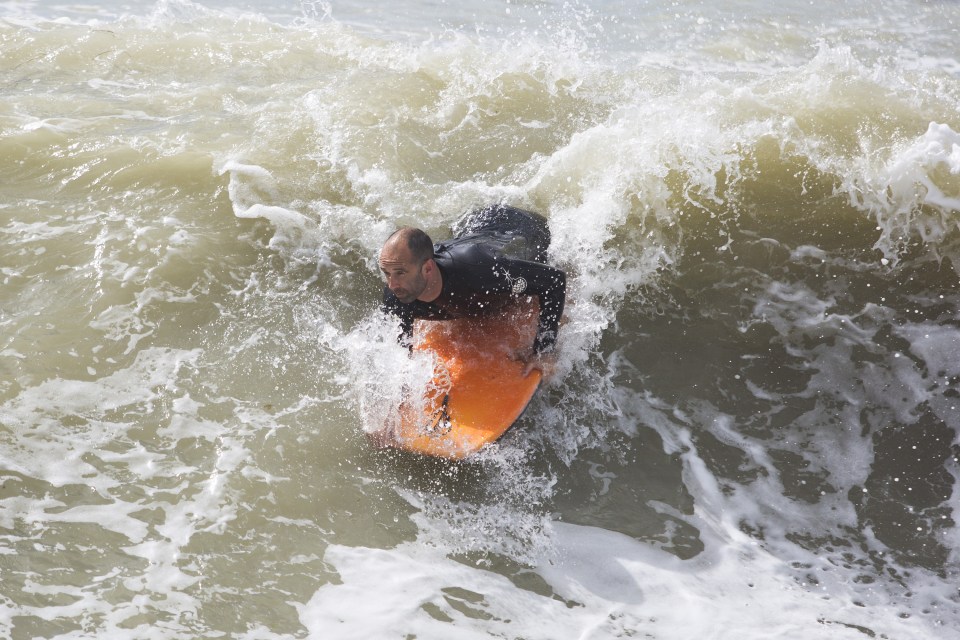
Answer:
(501, 259, 566, 353)
(381, 286, 415, 349)
(381, 286, 456, 350)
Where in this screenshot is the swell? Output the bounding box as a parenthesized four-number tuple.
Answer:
(2, 6, 959, 636)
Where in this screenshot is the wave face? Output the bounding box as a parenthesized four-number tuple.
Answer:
(2, 0, 959, 637)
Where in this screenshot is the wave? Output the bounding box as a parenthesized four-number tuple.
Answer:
(2, 1, 960, 637)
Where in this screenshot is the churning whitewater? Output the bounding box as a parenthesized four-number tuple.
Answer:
(2, 0, 959, 638)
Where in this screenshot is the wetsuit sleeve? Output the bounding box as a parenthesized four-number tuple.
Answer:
(503, 259, 566, 353)
(381, 285, 457, 349)
(381, 286, 414, 349)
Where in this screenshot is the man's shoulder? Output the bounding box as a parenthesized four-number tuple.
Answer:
(381, 285, 403, 309)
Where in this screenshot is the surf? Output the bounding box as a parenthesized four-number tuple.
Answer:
(2, 0, 959, 638)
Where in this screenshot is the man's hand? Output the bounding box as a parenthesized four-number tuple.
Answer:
(367, 425, 399, 449)
(514, 347, 558, 379)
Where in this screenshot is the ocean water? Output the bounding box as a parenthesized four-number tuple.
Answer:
(2, 0, 960, 638)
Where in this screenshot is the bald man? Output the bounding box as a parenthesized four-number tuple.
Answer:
(379, 205, 566, 370)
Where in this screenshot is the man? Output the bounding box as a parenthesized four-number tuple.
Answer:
(379, 204, 566, 373)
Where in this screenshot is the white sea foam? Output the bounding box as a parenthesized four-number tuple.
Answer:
(303, 517, 945, 640)
(3, 1, 960, 638)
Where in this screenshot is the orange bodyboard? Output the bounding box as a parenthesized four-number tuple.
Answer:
(389, 302, 542, 459)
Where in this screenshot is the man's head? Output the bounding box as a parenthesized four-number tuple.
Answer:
(379, 227, 435, 304)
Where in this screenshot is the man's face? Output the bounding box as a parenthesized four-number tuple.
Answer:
(379, 242, 428, 304)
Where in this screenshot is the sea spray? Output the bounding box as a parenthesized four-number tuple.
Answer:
(2, 1, 959, 637)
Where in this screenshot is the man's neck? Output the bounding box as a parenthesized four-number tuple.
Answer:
(418, 264, 443, 303)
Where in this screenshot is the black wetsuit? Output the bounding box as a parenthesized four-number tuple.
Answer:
(382, 205, 566, 353)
